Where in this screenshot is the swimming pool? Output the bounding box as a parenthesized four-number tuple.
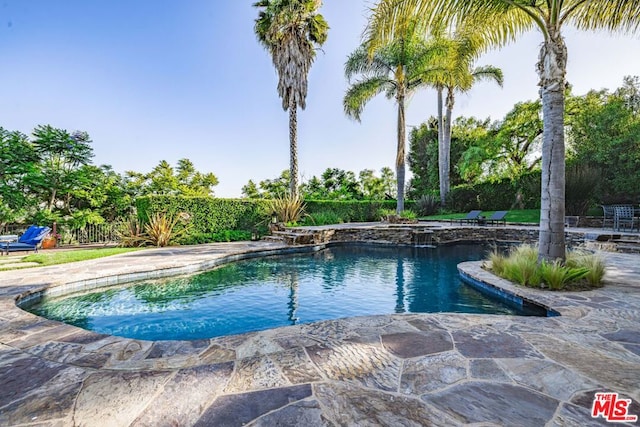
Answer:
(28, 244, 546, 341)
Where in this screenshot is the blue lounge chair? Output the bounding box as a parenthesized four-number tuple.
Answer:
(451, 210, 483, 225)
(4, 226, 51, 255)
(486, 211, 508, 226)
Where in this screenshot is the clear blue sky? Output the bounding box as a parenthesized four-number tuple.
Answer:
(2, 1, 639, 197)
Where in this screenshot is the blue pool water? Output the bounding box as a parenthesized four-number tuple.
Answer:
(29, 244, 544, 341)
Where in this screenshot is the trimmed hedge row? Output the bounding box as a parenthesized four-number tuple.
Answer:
(136, 196, 411, 233)
(446, 173, 542, 212)
(305, 200, 412, 222)
(136, 196, 271, 234)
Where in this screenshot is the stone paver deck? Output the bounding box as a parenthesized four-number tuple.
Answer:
(0, 237, 639, 426)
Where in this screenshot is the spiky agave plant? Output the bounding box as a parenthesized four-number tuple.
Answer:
(144, 212, 190, 247)
(268, 194, 306, 224)
(116, 215, 147, 247)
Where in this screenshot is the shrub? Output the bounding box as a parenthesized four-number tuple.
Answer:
(445, 171, 542, 212)
(565, 164, 602, 215)
(305, 200, 413, 222)
(303, 210, 343, 226)
(144, 211, 190, 247)
(487, 245, 605, 290)
(400, 209, 417, 219)
(501, 245, 541, 287)
(539, 260, 589, 290)
(487, 249, 507, 276)
(268, 194, 306, 224)
(377, 208, 397, 221)
(566, 251, 606, 287)
(135, 197, 414, 236)
(207, 230, 252, 242)
(136, 196, 271, 235)
(415, 194, 439, 216)
(116, 215, 147, 247)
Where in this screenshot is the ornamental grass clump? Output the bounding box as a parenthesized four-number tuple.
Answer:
(487, 249, 507, 276)
(304, 210, 343, 226)
(485, 244, 605, 290)
(539, 260, 589, 290)
(566, 250, 606, 287)
(500, 244, 541, 287)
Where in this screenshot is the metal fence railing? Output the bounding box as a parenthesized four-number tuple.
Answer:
(68, 223, 119, 245)
(1, 223, 120, 246)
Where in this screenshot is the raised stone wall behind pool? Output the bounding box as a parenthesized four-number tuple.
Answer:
(303, 226, 588, 248)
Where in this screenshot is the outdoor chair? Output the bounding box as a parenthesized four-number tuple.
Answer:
(451, 210, 483, 225)
(601, 205, 616, 229)
(614, 206, 636, 232)
(485, 211, 509, 226)
(4, 226, 51, 255)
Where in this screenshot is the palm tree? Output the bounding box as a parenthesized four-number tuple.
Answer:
(430, 27, 503, 205)
(344, 29, 444, 213)
(253, 0, 329, 198)
(367, 0, 640, 262)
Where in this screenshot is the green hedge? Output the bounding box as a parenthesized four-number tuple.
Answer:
(136, 196, 271, 234)
(135, 197, 410, 234)
(446, 172, 542, 212)
(305, 200, 413, 222)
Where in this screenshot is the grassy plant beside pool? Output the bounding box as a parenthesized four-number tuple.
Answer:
(486, 244, 605, 290)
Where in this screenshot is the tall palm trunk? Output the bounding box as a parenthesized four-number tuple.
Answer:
(437, 86, 446, 205)
(396, 89, 406, 213)
(442, 87, 454, 203)
(289, 100, 299, 198)
(537, 31, 567, 262)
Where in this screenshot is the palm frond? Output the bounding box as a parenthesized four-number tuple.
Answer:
(566, 0, 640, 34)
(344, 46, 395, 80)
(472, 65, 504, 87)
(343, 77, 395, 122)
(365, 0, 535, 54)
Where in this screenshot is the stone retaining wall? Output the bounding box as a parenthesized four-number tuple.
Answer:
(290, 225, 589, 248)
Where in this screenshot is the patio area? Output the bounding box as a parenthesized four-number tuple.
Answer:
(0, 233, 639, 426)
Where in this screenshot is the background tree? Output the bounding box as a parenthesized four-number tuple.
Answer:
(126, 159, 218, 197)
(367, 0, 640, 262)
(0, 128, 38, 225)
(568, 78, 640, 202)
(317, 168, 362, 200)
(426, 24, 503, 205)
(407, 120, 439, 197)
(458, 101, 542, 182)
(31, 125, 94, 213)
(241, 170, 291, 199)
(408, 116, 478, 197)
(241, 180, 262, 199)
(253, 0, 329, 198)
(175, 158, 219, 197)
(344, 25, 443, 213)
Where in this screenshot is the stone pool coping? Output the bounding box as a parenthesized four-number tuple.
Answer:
(1, 239, 639, 426)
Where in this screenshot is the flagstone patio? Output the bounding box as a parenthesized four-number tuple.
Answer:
(0, 234, 638, 426)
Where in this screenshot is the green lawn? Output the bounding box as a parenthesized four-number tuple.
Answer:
(421, 209, 541, 224)
(0, 247, 144, 271)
